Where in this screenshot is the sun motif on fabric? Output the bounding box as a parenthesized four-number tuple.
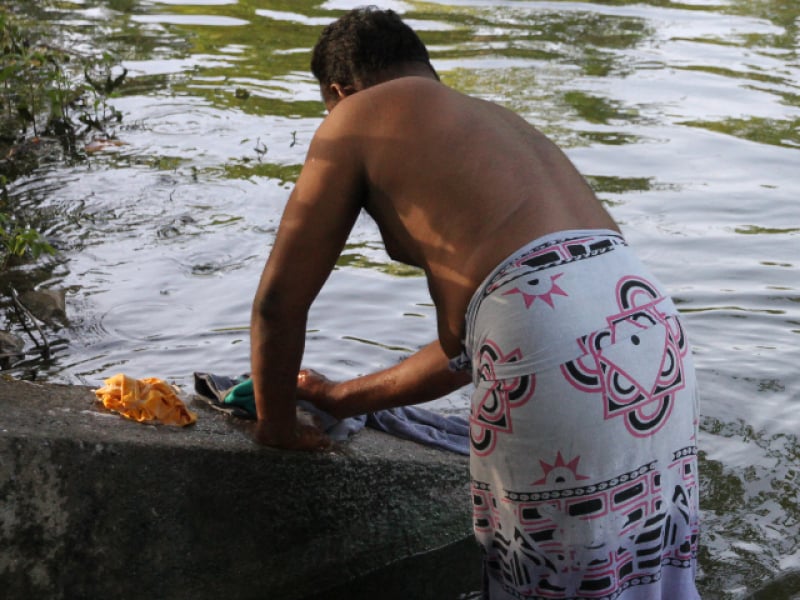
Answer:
(533, 451, 591, 486)
(502, 272, 568, 309)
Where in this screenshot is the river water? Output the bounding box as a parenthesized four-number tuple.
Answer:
(3, 0, 799, 597)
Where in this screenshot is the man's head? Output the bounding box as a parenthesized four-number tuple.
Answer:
(311, 7, 438, 108)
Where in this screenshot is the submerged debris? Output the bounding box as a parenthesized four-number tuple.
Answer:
(0, 330, 24, 369)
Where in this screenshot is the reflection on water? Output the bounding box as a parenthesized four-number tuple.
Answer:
(2, 0, 799, 597)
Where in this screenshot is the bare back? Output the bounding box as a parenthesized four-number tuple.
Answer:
(311, 76, 618, 356)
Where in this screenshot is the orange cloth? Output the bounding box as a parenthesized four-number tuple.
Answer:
(94, 373, 197, 426)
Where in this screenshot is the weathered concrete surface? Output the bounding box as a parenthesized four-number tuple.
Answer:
(0, 378, 477, 600)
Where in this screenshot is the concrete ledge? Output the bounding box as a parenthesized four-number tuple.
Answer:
(0, 378, 476, 600)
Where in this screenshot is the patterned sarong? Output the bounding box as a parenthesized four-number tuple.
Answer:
(460, 229, 700, 600)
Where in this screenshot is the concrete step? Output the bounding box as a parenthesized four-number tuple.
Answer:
(0, 378, 475, 600)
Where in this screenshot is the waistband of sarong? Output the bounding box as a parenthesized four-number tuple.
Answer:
(464, 228, 627, 339)
(460, 229, 688, 379)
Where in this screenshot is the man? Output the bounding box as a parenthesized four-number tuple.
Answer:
(250, 7, 700, 599)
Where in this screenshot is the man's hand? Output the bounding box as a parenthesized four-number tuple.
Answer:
(296, 369, 343, 418)
(253, 417, 331, 451)
(295, 342, 470, 419)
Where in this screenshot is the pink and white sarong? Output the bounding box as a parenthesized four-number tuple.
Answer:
(458, 229, 700, 600)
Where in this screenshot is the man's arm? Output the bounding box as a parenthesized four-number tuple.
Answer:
(251, 108, 363, 449)
(297, 340, 472, 419)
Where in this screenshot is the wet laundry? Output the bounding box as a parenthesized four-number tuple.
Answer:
(95, 373, 197, 426)
(193, 372, 469, 454)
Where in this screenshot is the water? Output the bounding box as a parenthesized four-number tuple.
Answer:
(2, 0, 798, 597)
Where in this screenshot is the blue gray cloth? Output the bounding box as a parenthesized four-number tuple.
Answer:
(192, 372, 469, 455)
(365, 406, 469, 455)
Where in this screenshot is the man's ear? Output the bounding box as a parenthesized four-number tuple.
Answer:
(329, 83, 356, 100)
(329, 83, 347, 101)
(323, 82, 359, 111)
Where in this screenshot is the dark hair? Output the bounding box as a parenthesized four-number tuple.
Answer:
(311, 6, 436, 89)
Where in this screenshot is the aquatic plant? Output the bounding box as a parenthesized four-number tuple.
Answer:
(0, 8, 125, 268)
(0, 10, 126, 159)
(0, 211, 54, 269)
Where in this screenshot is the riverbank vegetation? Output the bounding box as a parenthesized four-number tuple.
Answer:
(0, 6, 126, 267)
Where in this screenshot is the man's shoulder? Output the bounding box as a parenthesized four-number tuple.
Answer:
(334, 78, 463, 134)
(341, 77, 450, 113)
(369, 76, 453, 104)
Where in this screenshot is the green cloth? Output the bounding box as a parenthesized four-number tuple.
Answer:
(224, 378, 256, 417)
